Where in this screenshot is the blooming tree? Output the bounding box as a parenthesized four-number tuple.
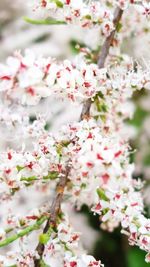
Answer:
(0, 0, 150, 266)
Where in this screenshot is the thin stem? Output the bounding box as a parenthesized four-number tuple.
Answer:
(0, 215, 49, 248)
(80, 7, 123, 121)
(20, 171, 58, 183)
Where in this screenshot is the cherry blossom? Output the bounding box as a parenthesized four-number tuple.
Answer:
(31, 0, 150, 32)
(32, 0, 114, 36)
(1, 50, 150, 107)
(0, 0, 150, 266)
(0, 50, 107, 105)
(57, 118, 150, 261)
(0, 209, 103, 267)
(42, 211, 102, 267)
(0, 52, 150, 261)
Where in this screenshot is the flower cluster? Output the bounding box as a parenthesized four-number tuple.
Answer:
(57, 119, 129, 207)
(1, 50, 150, 108)
(0, 0, 150, 265)
(33, 0, 114, 36)
(0, 204, 49, 240)
(0, 50, 107, 105)
(0, 48, 150, 262)
(58, 119, 150, 262)
(32, 0, 150, 33)
(0, 210, 103, 267)
(0, 133, 66, 195)
(0, 250, 38, 267)
(25, 117, 148, 262)
(0, 116, 134, 199)
(112, 0, 150, 11)
(42, 211, 102, 267)
(92, 164, 150, 262)
(91, 57, 150, 137)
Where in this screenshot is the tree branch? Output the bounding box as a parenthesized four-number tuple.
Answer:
(34, 165, 71, 266)
(80, 7, 123, 121)
(34, 7, 123, 266)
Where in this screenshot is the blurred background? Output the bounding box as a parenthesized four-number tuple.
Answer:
(0, 1, 150, 266)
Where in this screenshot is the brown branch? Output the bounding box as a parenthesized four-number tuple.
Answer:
(34, 165, 71, 266)
(34, 7, 123, 266)
(80, 7, 123, 121)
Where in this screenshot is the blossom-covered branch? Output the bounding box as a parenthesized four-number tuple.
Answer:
(27, 7, 124, 265)
(80, 6, 123, 120)
(34, 164, 71, 266)
(29, 0, 150, 33)
(0, 50, 150, 107)
(0, 0, 150, 266)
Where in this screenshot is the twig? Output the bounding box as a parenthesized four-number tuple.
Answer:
(80, 7, 123, 121)
(0, 215, 48, 248)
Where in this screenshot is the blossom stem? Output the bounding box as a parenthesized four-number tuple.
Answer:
(80, 6, 123, 121)
(0, 215, 49, 248)
(20, 171, 58, 183)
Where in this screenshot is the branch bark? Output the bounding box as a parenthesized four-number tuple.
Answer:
(80, 7, 123, 121)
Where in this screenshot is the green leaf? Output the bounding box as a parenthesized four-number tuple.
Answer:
(128, 106, 148, 128)
(84, 14, 92, 20)
(33, 33, 50, 43)
(69, 39, 86, 55)
(50, 0, 63, 8)
(10, 187, 20, 195)
(116, 22, 122, 32)
(95, 99, 108, 113)
(39, 233, 50, 244)
(16, 165, 25, 172)
(20, 176, 37, 182)
(43, 171, 58, 180)
(81, 183, 87, 189)
(24, 17, 66, 25)
(39, 259, 50, 267)
(97, 188, 109, 201)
